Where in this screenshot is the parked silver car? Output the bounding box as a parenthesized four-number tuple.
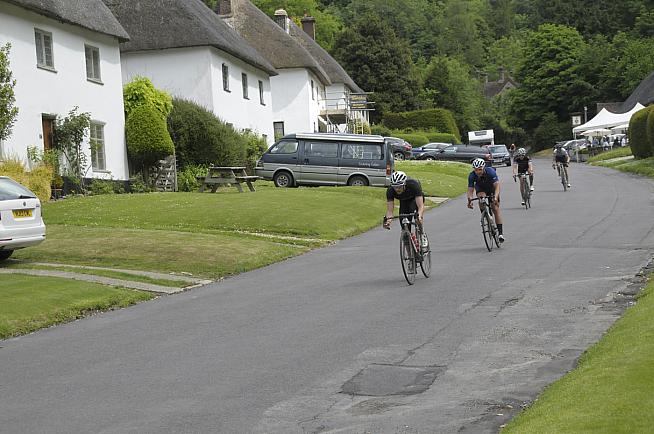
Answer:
(0, 176, 46, 261)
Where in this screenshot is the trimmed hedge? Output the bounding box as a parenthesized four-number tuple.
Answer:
(424, 132, 458, 144)
(382, 108, 461, 140)
(629, 106, 653, 159)
(126, 104, 175, 167)
(647, 106, 654, 157)
(392, 132, 429, 146)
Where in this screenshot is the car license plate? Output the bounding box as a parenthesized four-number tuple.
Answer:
(13, 209, 33, 218)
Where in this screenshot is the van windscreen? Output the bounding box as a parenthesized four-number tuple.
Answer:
(341, 143, 382, 160)
(270, 141, 298, 154)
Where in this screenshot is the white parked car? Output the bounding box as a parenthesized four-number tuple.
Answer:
(0, 176, 46, 261)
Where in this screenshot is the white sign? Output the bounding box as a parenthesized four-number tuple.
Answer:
(571, 115, 582, 126)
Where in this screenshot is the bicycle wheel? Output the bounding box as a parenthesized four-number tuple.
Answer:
(481, 212, 494, 252)
(400, 232, 416, 285)
(520, 178, 529, 210)
(419, 231, 431, 278)
(492, 219, 501, 248)
(561, 167, 568, 191)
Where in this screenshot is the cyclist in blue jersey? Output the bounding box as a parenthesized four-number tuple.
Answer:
(467, 158, 505, 242)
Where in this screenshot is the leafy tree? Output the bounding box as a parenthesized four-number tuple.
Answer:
(437, 0, 491, 66)
(634, 7, 654, 37)
(510, 24, 592, 132)
(332, 10, 420, 123)
(52, 107, 91, 190)
(0, 43, 18, 142)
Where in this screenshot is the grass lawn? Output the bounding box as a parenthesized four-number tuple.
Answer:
(587, 146, 632, 162)
(0, 274, 153, 339)
(396, 160, 469, 197)
(594, 156, 654, 178)
(502, 274, 654, 433)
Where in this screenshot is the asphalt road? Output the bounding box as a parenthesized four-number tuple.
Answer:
(1, 159, 654, 434)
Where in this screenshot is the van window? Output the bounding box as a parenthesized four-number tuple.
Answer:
(304, 141, 338, 158)
(270, 140, 298, 154)
(342, 143, 382, 160)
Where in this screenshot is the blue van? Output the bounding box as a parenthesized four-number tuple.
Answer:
(255, 133, 394, 187)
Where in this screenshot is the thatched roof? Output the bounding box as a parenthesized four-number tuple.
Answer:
(5, 0, 129, 41)
(621, 70, 654, 112)
(102, 0, 277, 76)
(288, 21, 362, 92)
(225, 0, 330, 85)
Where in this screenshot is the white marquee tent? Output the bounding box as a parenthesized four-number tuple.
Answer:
(572, 103, 645, 134)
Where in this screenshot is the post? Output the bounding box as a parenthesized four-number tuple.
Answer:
(584, 106, 588, 123)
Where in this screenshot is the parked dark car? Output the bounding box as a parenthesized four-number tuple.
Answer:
(410, 142, 451, 159)
(487, 144, 511, 166)
(415, 144, 493, 165)
(384, 137, 413, 160)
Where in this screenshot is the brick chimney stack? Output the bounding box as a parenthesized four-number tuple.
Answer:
(301, 13, 316, 40)
(215, 0, 232, 16)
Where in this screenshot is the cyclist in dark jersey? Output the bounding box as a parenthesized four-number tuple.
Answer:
(467, 158, 504, 242)
(512, 147, 534, 202)
(383, 171, 427, 248)
(552, 144, 571, 188)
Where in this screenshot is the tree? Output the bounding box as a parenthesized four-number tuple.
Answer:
(0, 43, 18, 142)
(52, 107, 91, 191)
(126, 104, 175, 182)
(510, 24, 592, 132)
(123, 76, 172, 120)
(332, 10, 420, 123)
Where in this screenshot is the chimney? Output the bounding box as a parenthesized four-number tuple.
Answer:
(215, 0, 232, 16)
(274, 9, 289, 33)
(301, 13, 316, 40)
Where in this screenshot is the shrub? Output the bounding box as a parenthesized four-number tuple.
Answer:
(242, 130, 268, 173)
(647, 106, 654, 157)
(123, 76, 172, 120)
(424, 132, 458, 144)
(177, 164, 208, 192)
(88, 179, 115, 195)
(383, 108, 460, 140)
(167, 98, 257, 169)
(128, 175, 151, 193)
(126, 104, 175, 174)
(0, 157, 52, 202)
(391, 132, 430, 146)
(629, 106, 652, 159)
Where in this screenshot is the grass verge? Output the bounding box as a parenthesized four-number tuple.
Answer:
(594, 156, 654, 178)
(396, 160, 470, 197)
(0, 274, 154, 339)
(502, 274, 654, 433)
(587, 146, 632, 163)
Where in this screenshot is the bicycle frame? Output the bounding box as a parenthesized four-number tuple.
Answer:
(555, 161, 569, 191)
(470, 195, 500, 251)
(516, 173, 531, 209)
(384, 212, 431, 284)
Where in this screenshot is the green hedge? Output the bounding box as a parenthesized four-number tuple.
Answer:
(647, 106, 654, 157)
(629, 106, 653, 159)
(126, 104, 175, 168)
(424, 132, 458, 144)
(392, 133, 430, 146)
(382, 108, 460, 140)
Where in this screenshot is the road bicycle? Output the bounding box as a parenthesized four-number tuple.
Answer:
(384, 212, 431, 285)
(513, 173, 531, 210)
(470, 195, 500, 252)
(554, 161, 569, 191)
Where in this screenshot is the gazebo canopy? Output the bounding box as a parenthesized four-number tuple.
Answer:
(573, 103, 645, 133)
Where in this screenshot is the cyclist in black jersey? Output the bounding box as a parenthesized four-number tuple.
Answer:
(512, 147, 534, 200)
(383, 171, 427, 248)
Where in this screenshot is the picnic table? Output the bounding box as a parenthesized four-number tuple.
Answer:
(198, 166, 258, 193)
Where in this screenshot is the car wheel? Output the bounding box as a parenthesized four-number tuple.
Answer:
(273, 171, 294, 188)
(347, 175, 368, 187)
(394, 152, 405, 160)
(0, 250, 14, 261)
(425, 156, 435, 161)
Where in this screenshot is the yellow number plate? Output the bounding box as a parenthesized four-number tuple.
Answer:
(13, 209, 33, 218)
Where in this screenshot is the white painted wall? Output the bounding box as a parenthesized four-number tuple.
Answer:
(122, 46, 274, 144)
(271, 68, 326, 135)
(0, 2, 128, 180)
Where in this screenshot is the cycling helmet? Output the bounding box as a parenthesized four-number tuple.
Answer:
(390, 171, 408, 187)
(472, 158, 486, 169)
(517, 147, 526, 156)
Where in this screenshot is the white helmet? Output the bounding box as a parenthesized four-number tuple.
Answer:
(517, 147, 526, 156)
(390, 171, 408, 187)
(472, 158, 486, 169)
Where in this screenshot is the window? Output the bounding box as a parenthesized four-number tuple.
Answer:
(85, 45, 101, 82)
(222, 63, 230, 91)
(241, 73, 248, 99)
(90, 122, 106, 171)
(258, 80, 265, 105)
(273, 122, 284, 141)
(311, 80, 315, 100)
(304, 141, 338, 158)
(341, 143, 382, 160)
(270, 140, 297, 154)
(34, 29, 54, 69)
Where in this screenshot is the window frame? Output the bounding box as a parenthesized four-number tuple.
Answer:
(89, 122, 107, 172)
(84, 44, 102, 83)
(241, 72, 249, 99)
(34, 28, 55, 71)
(258, 80, 265, 105)
(222, 63, 230, 92)
(273, 122, 285, 141)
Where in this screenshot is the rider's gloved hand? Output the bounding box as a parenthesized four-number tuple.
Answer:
(467, 199, 474, 209)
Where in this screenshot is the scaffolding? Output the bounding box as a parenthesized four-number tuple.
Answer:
(321, 90, 374, 134)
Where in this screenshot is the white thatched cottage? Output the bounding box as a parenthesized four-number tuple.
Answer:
(103, 0, 278, 144)
(0, 0, 130, 179)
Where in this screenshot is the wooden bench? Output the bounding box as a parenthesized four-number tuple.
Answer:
(198, 167, 258, 193)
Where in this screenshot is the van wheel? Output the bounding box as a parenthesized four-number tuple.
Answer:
(273, 171, 294, 188)
(348, 176, 368, 187)
(0, 250, 13, 261)
(394, 152, 405, 160)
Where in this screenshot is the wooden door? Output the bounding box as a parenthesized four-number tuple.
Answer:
(42, 117, 54, 151)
